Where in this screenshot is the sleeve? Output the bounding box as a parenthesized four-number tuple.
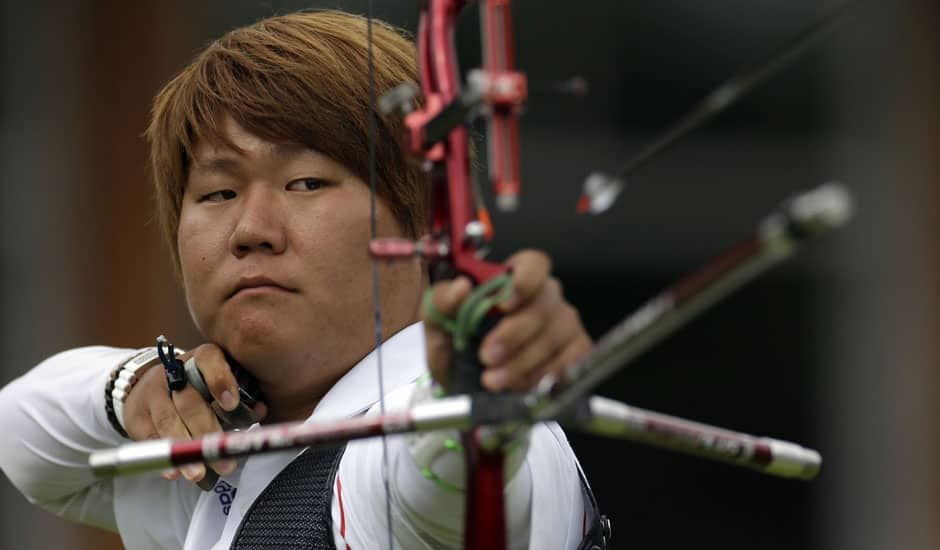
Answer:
(331, 381, 587, 550)
(0, 346, 200, 549)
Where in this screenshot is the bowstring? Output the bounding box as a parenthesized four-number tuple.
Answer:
(365, 3, 396, 549)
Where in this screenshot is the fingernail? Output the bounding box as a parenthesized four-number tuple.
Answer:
(482, 369, 509, 390)
(482, 342, 505, 365)
(216, 459, 238, 475)
(220, 390, 238, 411)
(182, 464, 204, 481)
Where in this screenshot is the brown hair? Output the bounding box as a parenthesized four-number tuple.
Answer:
(146, 10, 427, 270)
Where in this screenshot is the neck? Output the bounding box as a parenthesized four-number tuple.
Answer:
(261, 397, 318, 425)
(250, 317, 422, 425)
(256, 365, 341, 424)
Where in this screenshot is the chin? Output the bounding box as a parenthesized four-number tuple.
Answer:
(215, 313, 296, 366)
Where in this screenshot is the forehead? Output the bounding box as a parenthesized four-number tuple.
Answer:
(185, 114, 364, 191)
(190, 114, 305, 165)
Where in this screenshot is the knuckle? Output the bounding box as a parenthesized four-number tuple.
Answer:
(173, 391, 209, 420)
(532, 248, 551, 267)
(122, 391, 146, 417)
(493, 317, 527, 348)
(124, 413, 152, 441)
(536, 277, 562, 306)
(496, 312, 521, 333)
(522, 249, 552, 276)
(152, 408, 180, 436)
(194, 343, 222, 366)
(517, 247, 547, 263)
(563, 334, 592, 364)
(136, 365, 167, 391)
(206, 368, 235, 398)
(431, 283, 451, 310)
(131, 428, 159, 441)
(194, 342, 223, 358)
(562, 302, 581, 324)
(431, 277, 469, 314)
(510, 345, 548, 377)
(124, 375, 165, 416)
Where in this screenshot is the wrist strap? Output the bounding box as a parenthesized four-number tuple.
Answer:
(105, 347, 179, 437)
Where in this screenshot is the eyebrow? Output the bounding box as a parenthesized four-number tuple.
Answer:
(189, 142, 309, 176)
(189, 156, 241, 177)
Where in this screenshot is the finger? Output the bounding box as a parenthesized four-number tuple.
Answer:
(479, 278, 562, 367)
(148, 397, 190, 439)
(163, 387, 235, 476)
(423, 277, 472, 389)
(134, 418, 186, 483)
(125, 409, 161, 442)
(425, 326, 454, 390)
(501, 250, 552, 311)
(171, 386, 223, 437)
(178, 463, 206, 483)
(483, 303, 582, 392)
(516, 328, 593, 391)
(121, 365, 170, 441)
(147, 398, 205, 482)
(428, 276, 473, 318)
(208, 459, 239, 477)
(171, 363, 239, 478)
(191, 345, 241, 412)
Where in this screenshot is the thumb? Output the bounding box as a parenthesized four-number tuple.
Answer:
(423, 276, 473, 391)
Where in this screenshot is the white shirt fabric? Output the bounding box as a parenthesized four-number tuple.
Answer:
(0, 322, 590, 549)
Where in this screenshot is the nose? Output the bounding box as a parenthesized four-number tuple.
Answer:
(229, 188, 287, 257)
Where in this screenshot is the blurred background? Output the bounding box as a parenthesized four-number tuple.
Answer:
(0, 0, 936, 548)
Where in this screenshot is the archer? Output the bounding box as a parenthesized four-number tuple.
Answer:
(0, 9, 602, 550)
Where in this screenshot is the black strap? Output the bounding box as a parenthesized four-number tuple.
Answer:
(231, 444, 346, 550)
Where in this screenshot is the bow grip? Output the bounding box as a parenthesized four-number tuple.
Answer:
(451, 314, 501, 395)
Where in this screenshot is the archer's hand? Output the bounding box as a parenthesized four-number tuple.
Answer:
(121, 343, 267, 483)
(424, 249, 593, 393)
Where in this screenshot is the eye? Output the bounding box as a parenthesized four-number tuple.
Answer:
(200, 189, 237, 202)
(286, 178, 326, 192)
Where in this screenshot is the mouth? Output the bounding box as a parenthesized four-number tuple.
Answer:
(227, 276, 298, 300)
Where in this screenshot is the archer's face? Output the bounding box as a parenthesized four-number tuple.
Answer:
(178, 114, 423, 397)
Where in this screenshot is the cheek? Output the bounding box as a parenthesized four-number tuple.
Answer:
(177, 206, 229, 321)
(298, 189, 403, 268)
(298, 207, 373, 286)
(293, 196, 408, 314)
